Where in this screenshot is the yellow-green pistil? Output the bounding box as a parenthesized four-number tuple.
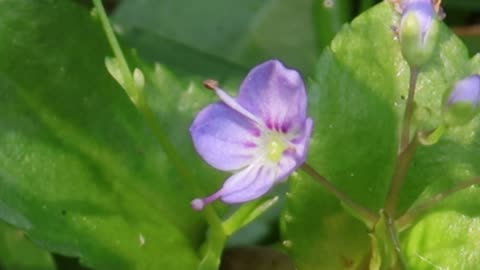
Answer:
(265, 133, 288, 163)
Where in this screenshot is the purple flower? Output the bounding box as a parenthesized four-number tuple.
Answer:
(443, 75, 480, 126)
(190, 60, 313, 210)
(398, 0, 439, 67)
(400, 0, 435, 43)
(447, 75, 480, 106)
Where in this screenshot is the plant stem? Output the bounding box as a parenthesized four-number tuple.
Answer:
(384, 67, 420, 218)
(384, 212, 406, 269)
(92, 0, 139, 104)
(396, 177, 480, 230)
(91, 0, 222, 226)
(300, 163, 378, 229)
(400, 68, 419, 152)
(197, 226, 226, 270)
(384, 136, 418, 218)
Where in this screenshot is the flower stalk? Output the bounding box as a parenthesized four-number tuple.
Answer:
(92, 0, 141, 106)
(384, 66, 420, 218)
(396, 177, 480, 230)
(400, 67, 419, 151)
(385, 135, 418, 218)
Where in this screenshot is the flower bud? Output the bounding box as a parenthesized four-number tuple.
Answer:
(442, 75, 480, 127)
(399, 0, 440, 67)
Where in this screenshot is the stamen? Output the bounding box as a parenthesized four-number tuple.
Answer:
(205, 82, 267, 129)
(203, 79, 219, 90)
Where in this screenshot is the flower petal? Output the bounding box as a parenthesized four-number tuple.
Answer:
(220, 162, 276, 203)
(190, 102, 260, 171)
(275, 117, 313, 181)
(402, 0, 435, 41)
(290, 117, 314, 162)
(236, 60, 307, 133)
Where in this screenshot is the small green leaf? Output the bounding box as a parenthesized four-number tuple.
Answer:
(105, 57, 127, 90)
(223, 196, 279, 236)
(133, 68, 145, 90)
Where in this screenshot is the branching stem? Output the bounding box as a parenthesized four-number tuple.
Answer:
(385, 67, 420, 218)
(385, 135, 418, 218)
(396, 177, 480, 230)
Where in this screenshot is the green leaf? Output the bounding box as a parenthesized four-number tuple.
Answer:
(0, 1, 229, 269)
(223, 196, 279, 236)
(282, 2, 480, 269)
(0, 221, 56, 270)
(282, 5, 400, 267)
(281, 173, 371, 269)
(401, 188, 480, 269)
(112, 0, 318, 75)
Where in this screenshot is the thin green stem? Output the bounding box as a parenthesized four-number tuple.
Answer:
(396, 177, 480, 230)
(91, 0, 222, 226)
(384, 67, 420, 218)
(384, 136, 418, 217)
(400, 68, 419, 152)
(300, 163, 378, 229)
(92, 0, 139, 104)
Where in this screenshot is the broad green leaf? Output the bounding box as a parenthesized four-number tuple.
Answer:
(112, 0, 318, 75)
(0, 0, 231, 269)
(281, 173, 371, 269)
(401, 188, 480, 269)
(0, 221, 56, 270)
(282, 2, 480, 269)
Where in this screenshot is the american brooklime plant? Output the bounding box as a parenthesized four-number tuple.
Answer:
(0, 0, 479, 269)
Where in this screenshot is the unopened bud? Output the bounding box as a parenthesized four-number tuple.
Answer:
(443, 75, 480, 126)
(399, 0, 440, 67)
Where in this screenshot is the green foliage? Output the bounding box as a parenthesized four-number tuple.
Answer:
(0, 0, 227, 269)
(282, 2, 480, 269)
